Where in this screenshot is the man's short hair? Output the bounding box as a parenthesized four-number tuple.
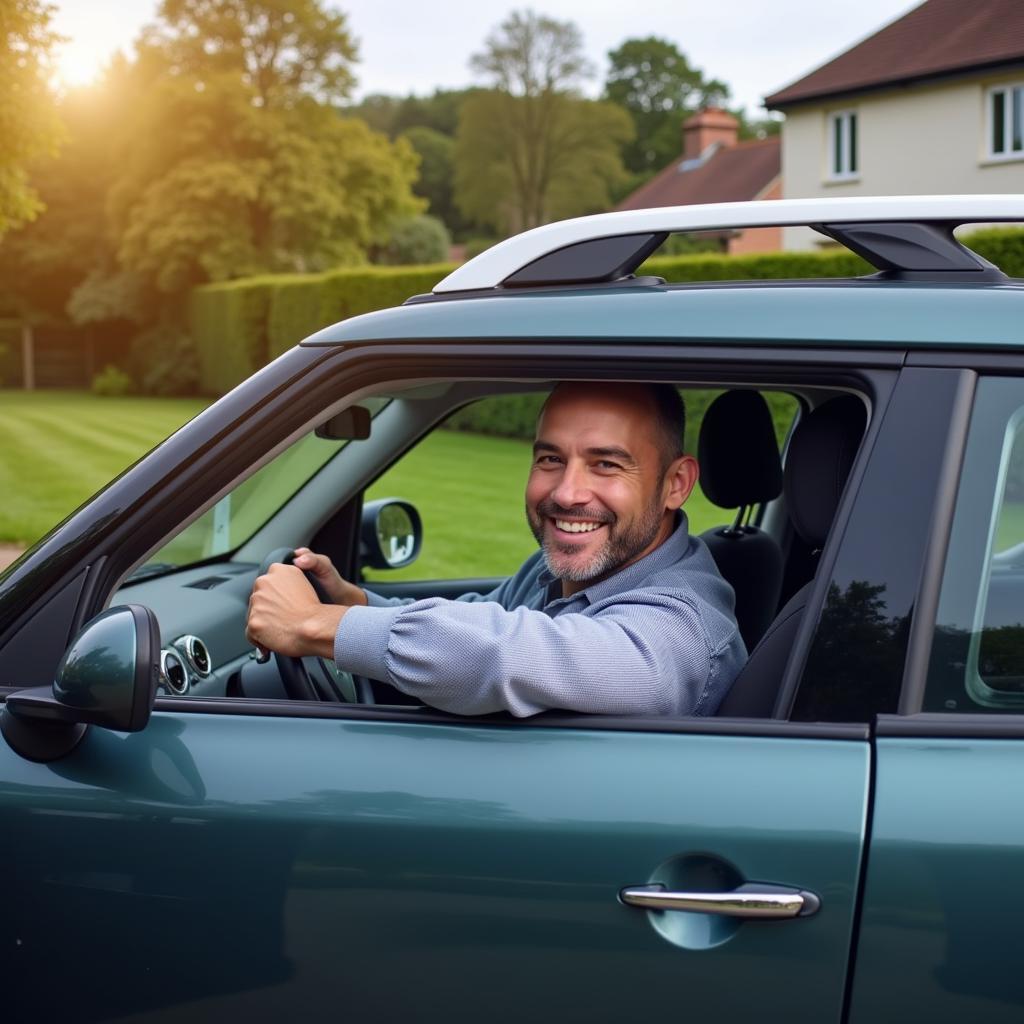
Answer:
(542, 382, 687, 472)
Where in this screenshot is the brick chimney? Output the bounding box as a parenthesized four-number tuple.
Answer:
(682, 108, 739, 162)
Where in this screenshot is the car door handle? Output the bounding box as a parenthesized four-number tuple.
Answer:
(620, 883, 820, 919)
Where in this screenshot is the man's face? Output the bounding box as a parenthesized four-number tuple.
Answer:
(525, 384, 694, 592)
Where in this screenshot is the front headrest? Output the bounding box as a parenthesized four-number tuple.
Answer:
(784, 395, 867, 548)
(698, 390, 784, 509)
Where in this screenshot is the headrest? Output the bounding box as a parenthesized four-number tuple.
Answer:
(698, 390, 784, 509)
(783, 395, 867, 548)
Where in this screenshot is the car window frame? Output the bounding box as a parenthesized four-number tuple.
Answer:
(1, 338, 904, 734)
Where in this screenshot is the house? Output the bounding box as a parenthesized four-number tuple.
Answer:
(616, 108, 782, 255)
(765, 0, 1024, 249)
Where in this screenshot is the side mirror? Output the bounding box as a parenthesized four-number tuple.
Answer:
(0, 605, 160, 762)
(361, 498, 422, 570)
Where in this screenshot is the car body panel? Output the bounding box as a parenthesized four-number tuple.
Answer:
(304, 283, 1024, 349)
(3, 711, 868, 1022)
(848, 736, 1024, 1023)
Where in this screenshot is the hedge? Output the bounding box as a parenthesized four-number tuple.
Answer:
(187, 227, 1024, 396)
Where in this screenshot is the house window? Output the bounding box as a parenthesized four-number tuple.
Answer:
(988, 84, 1024, 159)
(827, 111, 858, 180)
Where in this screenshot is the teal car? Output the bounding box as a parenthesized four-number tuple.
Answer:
(3, 197, 1024, 1022)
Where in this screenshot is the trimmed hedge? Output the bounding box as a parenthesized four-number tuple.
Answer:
(187, 228, 1024, 396)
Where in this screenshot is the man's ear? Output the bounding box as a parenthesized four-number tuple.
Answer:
(663, 455, 699, 510)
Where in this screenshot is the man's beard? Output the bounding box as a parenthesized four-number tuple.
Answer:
(527, 496, 665, 584)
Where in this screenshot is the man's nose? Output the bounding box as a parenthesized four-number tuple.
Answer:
(549, 460, 593, 507)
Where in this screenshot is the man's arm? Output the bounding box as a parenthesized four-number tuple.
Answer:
(334, 594, 738, 718)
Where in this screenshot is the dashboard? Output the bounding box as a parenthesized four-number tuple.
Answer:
(114, 561, 261, 697)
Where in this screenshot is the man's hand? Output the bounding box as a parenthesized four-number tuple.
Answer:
(246, 563, 347, 660)
(292, 547, 368, 607)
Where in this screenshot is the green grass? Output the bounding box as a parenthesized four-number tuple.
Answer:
(0, 390, 208, 544)
(1, 391, 737, 580)
(364, 428, 722, 582)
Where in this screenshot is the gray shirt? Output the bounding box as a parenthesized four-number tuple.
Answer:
(334, 515, 746, 717)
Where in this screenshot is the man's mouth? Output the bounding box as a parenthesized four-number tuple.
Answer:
(552, 518, 606, 535)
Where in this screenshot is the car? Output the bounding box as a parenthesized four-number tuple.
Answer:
(2, 195, 1024, 1022)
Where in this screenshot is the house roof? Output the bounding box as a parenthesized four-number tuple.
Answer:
(765, 0, 1024, 109)
(616, 137, 780, 212)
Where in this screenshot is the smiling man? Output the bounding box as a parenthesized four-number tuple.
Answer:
(246, 382, 746, 716)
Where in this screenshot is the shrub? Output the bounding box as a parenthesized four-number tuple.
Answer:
(464, 237, 498, 260)
(187, 279, 273, 395)
(378, 215, 451, 265)
(128, 323, 200, 396)
(91, 364, 134, 396)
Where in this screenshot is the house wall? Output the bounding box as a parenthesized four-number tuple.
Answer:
(779, 70, 1024, 249)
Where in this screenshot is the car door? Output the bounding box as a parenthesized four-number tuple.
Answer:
(0, 349, 930, 1024)
(848, 369, 1024, 1024)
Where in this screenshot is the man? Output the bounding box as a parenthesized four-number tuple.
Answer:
(246, 381, 746, 716)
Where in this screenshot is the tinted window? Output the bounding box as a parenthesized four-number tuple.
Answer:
(925, 378, 1024, 712)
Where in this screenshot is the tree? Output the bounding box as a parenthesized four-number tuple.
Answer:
(107, 0, 422, 292)
(0, 0, 64, 236)
(455, 10, 631, 235)
(604, 37, 729, 177)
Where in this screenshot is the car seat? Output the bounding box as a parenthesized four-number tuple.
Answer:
(697, 390, 785, 651)
(716, 394, 867, 717)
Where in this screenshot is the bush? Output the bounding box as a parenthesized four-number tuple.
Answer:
(128, 323, 200, 396)
(187, 279, 273, 395)
(91, 364, 133, 396)
(463, 237, 498, 260)
(186, 227, 1024, 398)
(378, 215, 451, 265)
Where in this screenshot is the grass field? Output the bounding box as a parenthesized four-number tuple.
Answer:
(0, 390, 208, 545)
(9, 389, 1023, 581)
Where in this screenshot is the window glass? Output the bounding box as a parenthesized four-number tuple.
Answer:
(139, 398, 389, 575)
(363, 389, 798, 583)
(924, 379, 1024, 712)
(989, 85, 1024, 157)
(828, 111, 858, 178)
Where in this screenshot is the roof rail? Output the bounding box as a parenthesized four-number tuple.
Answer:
(433, 195, 1024, 294)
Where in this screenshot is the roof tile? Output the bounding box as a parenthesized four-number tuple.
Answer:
(766, 0, 1024, 108)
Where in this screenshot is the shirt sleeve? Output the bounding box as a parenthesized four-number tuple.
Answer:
(334, 593, 719, 717)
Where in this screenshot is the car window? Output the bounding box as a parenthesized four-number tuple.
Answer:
(924, 378, 1024, 712)
(362, 389, 799, 583)
(141, 397, 390, 574)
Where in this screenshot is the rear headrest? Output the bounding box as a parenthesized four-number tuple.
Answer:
(698, 390, 784, 509)
(784, 395, 867, 548)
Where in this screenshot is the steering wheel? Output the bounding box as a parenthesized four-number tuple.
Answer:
(257, 548, 362, 702)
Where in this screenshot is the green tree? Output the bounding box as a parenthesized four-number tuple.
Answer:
(111, 0, 422, 292)
(455, 10, 632, 234)
(604, 36, 729, 177)
(0, 0, 64, 235)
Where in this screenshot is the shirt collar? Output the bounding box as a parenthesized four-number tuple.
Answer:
(538, 512, 691, 607)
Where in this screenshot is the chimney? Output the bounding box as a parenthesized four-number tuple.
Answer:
(682, 108, 739, 162)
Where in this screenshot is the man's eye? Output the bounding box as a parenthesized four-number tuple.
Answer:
(535, 455, 561, 466)
(595, 460, 621, 470)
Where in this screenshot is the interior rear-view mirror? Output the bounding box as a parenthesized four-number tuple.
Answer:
(316, 406, 371, 441)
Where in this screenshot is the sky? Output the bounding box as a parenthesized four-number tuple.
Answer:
(51, 0, 924, 116)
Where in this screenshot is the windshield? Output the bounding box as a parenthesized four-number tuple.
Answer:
(136, 399, 388, 575)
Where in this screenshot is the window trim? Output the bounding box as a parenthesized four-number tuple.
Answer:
(985, 82, 1024, 163)
(826, 109, 859, 182)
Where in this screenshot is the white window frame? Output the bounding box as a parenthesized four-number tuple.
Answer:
(826, 110, 859, 182)
(986, 82, 1024, 162)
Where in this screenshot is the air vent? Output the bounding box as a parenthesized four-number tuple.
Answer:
(178, 635, 211, 677)
(185, 575, 232, 590)
(160, 650, 188, 695)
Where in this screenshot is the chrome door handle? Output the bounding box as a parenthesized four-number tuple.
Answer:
(620, 883, 820, 919)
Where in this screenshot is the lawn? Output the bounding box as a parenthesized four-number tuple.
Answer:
(365, 429, 722, 582)
(0, 390, 208, 545)
(1, 391, 725, 579)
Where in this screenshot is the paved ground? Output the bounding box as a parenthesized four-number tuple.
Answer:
(0, 545, 24, 571)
